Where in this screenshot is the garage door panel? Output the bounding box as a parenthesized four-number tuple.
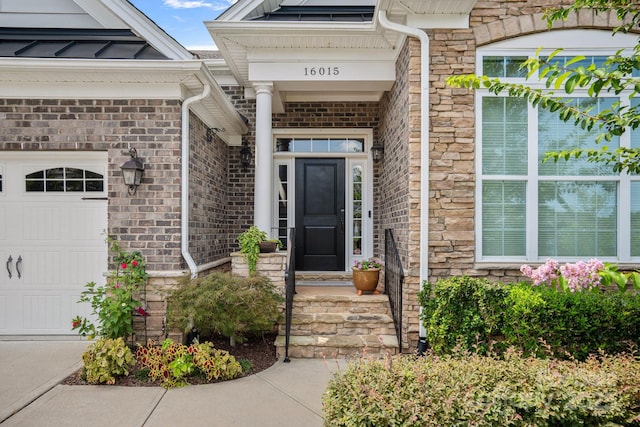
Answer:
(23, 294, 63, 332)
(22, 206, 61, 241)
(0, 206, 6, 241)
(69, 250, 106, 285)
(19, 251, 61, 287)
(69, 206, 106, 241)
(0, 295, 6, 329)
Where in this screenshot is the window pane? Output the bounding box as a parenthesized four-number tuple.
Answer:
(539, 97, 618, 176)
(45, 168, 64, 179)
(66, 180, 84, 192)
(632, 182, 640, 257)
(482, 181, 526, 256)
(65, 168, 84, 179)
(539, 181, 617, 257)
(85, 180, 104, 192)
(482, 97, 528, 175)
(26, 180, 44, 192)
(46, 180, 64, 192)
(483, 56, 527, 77)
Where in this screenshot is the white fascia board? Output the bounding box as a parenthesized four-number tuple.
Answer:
(91, 0, 194, 60)
(248, 48, 396, 62)
(206, 20, 376, 33)
(215, 0, 278, 21)
(0, 82, 182, 98)
(0, 58, 206, 75)
(406, 13, 469, 29)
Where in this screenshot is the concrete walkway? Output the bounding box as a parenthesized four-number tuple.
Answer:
(0, 341, 347, 427)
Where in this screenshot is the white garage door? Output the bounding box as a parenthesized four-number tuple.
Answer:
(0, 152, 107, 336)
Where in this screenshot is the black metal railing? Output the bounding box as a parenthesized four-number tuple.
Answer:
(283, 227, 296, 362)
(384, 229, 404, 352)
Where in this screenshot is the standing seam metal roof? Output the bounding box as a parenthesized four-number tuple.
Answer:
(0, 28, 168, 60)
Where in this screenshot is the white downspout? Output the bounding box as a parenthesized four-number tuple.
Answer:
(181, 84, 211, 278)
(377, 11, 430, 343)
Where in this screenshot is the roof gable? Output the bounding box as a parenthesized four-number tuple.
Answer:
(0, 0, 193, 60)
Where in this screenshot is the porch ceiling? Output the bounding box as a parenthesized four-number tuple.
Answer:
(207, 0, 477, 103)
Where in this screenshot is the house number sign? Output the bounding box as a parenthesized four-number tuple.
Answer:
(303, 66, 340, 77)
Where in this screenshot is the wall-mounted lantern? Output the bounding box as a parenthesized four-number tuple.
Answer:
(371, 142, 384, 162)
(120, 147, 144, 195)
(240, 141, 251, 172)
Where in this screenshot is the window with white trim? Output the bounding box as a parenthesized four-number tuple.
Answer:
(477, 31, 639, 262)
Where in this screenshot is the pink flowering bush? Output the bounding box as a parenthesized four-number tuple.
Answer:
(521, 258, 640, 293)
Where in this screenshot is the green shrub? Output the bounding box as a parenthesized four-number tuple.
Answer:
(502, 283, 640, 359)
(81, 337, 135, 385)
(417, 276, 507, 354)
(136, 339, 242, 389)
(419, 276, 640, 359)
(166, 272, 283, 346)
(323, 352, 640, 427)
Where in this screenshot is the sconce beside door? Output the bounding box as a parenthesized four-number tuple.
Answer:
(120, 147, 144, 195)
(371, 142, 384, 162)
(240, 141, 251, 172)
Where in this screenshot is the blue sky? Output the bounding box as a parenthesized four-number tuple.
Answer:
(129, 0, 237, 50)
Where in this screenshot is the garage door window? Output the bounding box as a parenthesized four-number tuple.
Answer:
(25, 167, 104, 192)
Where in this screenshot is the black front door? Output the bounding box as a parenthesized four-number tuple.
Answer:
(295, 158, 345, 271)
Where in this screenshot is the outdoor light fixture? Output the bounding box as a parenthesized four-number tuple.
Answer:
(206, 127, 224, 143)
(240, 141, 251, 172)
(371, 142, 384, 162)
(120, 147, 144, 195)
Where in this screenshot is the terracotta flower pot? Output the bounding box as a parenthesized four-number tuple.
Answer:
(352, 267, 380, 296)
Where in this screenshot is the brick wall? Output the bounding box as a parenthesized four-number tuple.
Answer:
(0, 98, 185, 272)
(188, 111, 231, 264)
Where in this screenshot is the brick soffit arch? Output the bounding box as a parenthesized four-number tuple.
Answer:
(473, 9, 637, 47)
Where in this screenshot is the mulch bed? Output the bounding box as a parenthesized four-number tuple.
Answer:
(61, 333, 278, 387)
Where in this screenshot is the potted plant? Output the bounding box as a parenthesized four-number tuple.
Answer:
(237, 226, 269, 273)
(352, 258, 382, 296)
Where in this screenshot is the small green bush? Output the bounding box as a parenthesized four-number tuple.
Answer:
(167, 272, 283, 346)
(417, 276, 507, 354)
(81, 337, 135, 385)
(136, 339, 242, 389)
(323, 352, 640, 427)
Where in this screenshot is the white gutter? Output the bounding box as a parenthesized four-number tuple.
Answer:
(377, 11, 430, 341)
(181, 84, 212, 279)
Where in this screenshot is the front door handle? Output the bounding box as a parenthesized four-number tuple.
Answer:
(6, 255, 12, 279)
(340, 208, 345, 231)
(16, 256, 22, 279)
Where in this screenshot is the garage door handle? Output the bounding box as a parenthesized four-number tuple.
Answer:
(16, 256, 22, 279)
(6, 255, 12, 279)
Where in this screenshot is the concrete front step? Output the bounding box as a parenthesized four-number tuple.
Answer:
(292, 294, 392, 316)
(275, 334, 399, 359)
(278, 313, 396, 336)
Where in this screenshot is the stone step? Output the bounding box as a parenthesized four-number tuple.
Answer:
(277, 313, 396, 336)
(292, 294, 392, 315)
(275, 334, 399, 359)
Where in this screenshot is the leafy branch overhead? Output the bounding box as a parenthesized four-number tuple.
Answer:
(447, 0, 640, 174)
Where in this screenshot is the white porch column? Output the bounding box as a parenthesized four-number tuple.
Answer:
(253, 82, 274, 235)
